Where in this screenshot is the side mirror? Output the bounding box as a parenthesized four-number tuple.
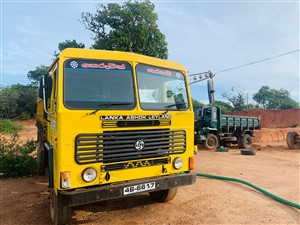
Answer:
(39, 76, 56, 115)
(39, 76, 52, 100)
(207, 79, 215, 104)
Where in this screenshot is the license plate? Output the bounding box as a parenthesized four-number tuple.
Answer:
(123, 182, 156, 195)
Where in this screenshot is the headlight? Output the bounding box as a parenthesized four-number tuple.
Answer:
(173, 157, 183, 170)
(82, 167, 97, 182)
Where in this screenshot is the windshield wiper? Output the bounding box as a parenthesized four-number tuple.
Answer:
(161, 103, 187, 115)
(88, 103, 133, 115)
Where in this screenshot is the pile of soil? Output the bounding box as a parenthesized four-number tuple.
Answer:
(253, 127, 300, 147)
(227, 108, 300, 128)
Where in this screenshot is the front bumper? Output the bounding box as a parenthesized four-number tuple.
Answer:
(59, 172, 196, 207)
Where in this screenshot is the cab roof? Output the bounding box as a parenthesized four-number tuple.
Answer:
(50, 48, 187, 72)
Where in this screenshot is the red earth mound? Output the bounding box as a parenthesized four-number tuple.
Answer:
(227, 108, 300, 128)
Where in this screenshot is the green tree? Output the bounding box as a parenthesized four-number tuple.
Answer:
(246, 103, 256, 110)
(252, 86, 270, 109)
(0, 84, 37, 119)
(12, 84, 38, 119)
(81, 0, 168, 59)
(192, 99, 204, 107)
(27, 65, 49, 86)
(222, 88, 246, 111)
(253, 86, 299, 109)
(212, 101, 234, 113)
(54, 39, 85, 56)
(0, 86, 19, 119)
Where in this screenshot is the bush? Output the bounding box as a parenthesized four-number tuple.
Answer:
(0, 119, 22, 135)
(0, 84, 37, 119)
(0, 136, 37, 177)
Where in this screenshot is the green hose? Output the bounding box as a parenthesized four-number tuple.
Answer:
(196, 173, 300, 210)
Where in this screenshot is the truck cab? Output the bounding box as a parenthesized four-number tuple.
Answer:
(194, 106, 220, 130)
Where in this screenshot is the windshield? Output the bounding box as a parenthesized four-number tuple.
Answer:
(63, 59, 135, 109)
(136, 64, 189, 110)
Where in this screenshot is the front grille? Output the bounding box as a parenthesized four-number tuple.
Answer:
(75, 129, 186, 164)
(102, 119, 171, 128)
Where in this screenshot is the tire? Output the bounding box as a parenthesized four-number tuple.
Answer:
(50, 189, 73, 225)
(204, 133, 219, 150)
(286, 132, 300, 149)
(241, 149, 256, 155)
(240, 134, 252, 149)
(37, 139, 45, 175)
(149, 187, 178, 203)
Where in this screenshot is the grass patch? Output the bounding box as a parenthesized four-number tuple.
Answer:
(0, 119, 22, 135)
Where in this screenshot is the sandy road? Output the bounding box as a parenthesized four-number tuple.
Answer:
(0, 145, 299, 225)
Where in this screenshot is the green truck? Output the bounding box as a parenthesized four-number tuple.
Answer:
(194, 106, 261, 150)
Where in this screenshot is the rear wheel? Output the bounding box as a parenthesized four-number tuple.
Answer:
(240, 134, 252, 149)
(50, 189, 73, 225)
(204, 133, 219, 150)
(149, 187, 178, 203)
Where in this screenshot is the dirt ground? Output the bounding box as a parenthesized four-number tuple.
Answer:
(0, 119, 299, 225)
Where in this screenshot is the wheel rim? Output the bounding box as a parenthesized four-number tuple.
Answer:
(208, 138, 217, 147)
(246, 137, 251, 145)
(204, 134, 219, 150)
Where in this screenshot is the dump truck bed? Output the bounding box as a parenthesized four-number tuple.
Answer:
(221, 114, 260, 130)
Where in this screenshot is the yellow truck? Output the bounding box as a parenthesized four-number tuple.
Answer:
(36, 48, 196, 225)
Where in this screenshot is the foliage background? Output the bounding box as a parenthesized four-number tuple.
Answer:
(0, 84, 37, 120)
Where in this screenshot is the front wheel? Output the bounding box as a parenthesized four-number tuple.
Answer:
(50, 189, 73, 225)
(149, 187, 178, 203)
(204, 133, 219, 150)
(37, 139, 46, 175)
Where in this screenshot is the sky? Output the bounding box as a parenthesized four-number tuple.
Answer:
(1, 0, 299, 105)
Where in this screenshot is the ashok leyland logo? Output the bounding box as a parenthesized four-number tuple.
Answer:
(70, 61, 78, 68)
(134, 139, 145, 151)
